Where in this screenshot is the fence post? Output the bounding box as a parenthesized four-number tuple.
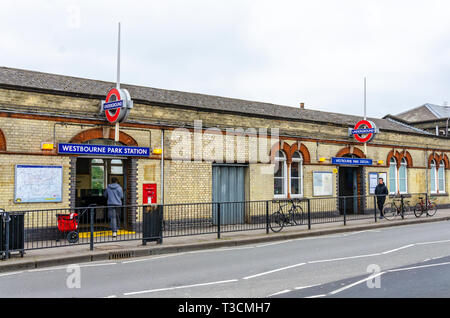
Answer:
(425, 193, 428, 215)
(266, 201, 269, 234)
(374, 195, 377, 223)
(158, 204, 163, 244)
(307, 199, 311, 230)
(217, 203, 221, 240)
(343, 197, 347, 226)
(89, 206, 95, 251)
(3, 212, 10, 259)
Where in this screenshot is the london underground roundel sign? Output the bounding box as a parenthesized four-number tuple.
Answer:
(351, 120, 378, 143)
(101, 88, 133, 123)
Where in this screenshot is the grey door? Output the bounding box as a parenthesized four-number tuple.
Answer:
(212, 165, 246, 225)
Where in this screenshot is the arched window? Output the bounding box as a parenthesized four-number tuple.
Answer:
(274, 151, 287, 198)
(290, 151, 303, 198)
(432, 160, 447, 194)
(389, 157, 397, 194)
(389, 157, 408, 194)
(430, 159, 437, 193)
(399, 158, 408, 194)
(438, 160, 446, 193)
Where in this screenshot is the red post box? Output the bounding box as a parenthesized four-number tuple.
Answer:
(143, 183, 157, 204)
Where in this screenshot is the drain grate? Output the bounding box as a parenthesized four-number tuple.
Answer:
(109, 251, 135, 260)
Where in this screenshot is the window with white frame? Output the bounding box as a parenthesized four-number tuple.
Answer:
(389, 157, 408, 194)
(399, 158, 408, 194)
(290, 151, 303, 197)
(438, 160, 446, 193)
(430, 159, 437, 193)
(389, 157, 397, 194)
(274, 150, 287, 197)
(432, 160, 446, 193)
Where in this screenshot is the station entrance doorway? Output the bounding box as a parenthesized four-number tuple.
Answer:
(75, 157, 129, 230)
(338, 156, 364, 215)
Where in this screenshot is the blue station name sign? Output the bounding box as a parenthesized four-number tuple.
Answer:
(332, 157, 373, 165)
(58, 143, 150, 157)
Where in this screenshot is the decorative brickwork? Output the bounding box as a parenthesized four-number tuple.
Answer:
(387, 149, 413, 168)
(336, 146, 366, 159)
(69, 127, 138, 146)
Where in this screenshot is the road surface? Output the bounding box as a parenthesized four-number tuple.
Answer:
(1, 221, 450, 298)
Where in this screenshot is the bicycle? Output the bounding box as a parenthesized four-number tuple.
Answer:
(382, 196, 410, 220)
(414, 196, 437, 218)
(269, 199, 304, 232)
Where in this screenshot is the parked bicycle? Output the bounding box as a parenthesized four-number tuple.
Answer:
(382, 196, 410, 220)
(414, 196, 437, 218)
(269, 199, 304, 232)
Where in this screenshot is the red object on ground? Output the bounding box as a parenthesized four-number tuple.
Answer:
(57, 213, 78, 232)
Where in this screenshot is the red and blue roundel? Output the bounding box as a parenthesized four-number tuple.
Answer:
(102, 88, 132, 123)
(351, 120, 378, 143)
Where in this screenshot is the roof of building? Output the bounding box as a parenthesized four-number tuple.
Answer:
(0, 66, 433, 135)
(393, 103, 450, 122)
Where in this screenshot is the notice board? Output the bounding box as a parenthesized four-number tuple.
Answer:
(14, 165, 63, 203)
(313, 171, 333, 196)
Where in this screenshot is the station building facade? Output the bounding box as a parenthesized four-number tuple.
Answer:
(0, 67, 448, 228)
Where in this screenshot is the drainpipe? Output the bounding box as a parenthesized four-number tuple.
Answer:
(446, 117, 449, 137)
(160, 129, 164, 205)
(425, 149, 429, 195)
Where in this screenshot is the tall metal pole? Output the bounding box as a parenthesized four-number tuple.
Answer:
(115, 22, 121, 142)
(364, 77, 367, 154)
(364, 77, 367, 120)
(117, 22, 121, 90)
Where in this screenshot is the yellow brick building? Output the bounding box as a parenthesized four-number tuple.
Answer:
(0, 67, 448, 230)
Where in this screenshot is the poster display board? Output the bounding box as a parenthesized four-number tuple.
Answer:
(313, 171, 333, 196)
(14, 165, 63, 203)
(369, 172, 387, 194)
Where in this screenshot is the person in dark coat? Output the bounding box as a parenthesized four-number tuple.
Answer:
(375, 178, 389, 219)
(104, 177, 123, 237)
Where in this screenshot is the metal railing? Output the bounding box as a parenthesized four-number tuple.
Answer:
(0, 193, 436, 258)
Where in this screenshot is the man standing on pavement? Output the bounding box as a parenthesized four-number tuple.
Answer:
(375, 177, 389, 219)
(104, 177, 123, 237)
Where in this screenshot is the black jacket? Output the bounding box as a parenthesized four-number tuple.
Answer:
(375, 183, 389, 197)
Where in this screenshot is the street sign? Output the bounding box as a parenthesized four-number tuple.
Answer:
(332, 157, 373, 165)
(101, 88, 133, 123)
(349, 120, 378, 143)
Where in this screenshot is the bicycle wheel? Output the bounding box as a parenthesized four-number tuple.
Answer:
(426, 202, 437, 217)
(383, 204, 397, 220)
(269, 212, 285, 232)
(290, 206, 304, 225)
(414, 203, 423, 218)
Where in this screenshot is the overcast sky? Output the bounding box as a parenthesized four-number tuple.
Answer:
(1, 0, 450, 118)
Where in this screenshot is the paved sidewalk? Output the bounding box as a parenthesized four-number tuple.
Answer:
(1, 209, 450, 272)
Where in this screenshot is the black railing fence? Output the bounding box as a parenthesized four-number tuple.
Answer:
(0, 193, 439, 258)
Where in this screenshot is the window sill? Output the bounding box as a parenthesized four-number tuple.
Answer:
(430, 193, 448, 197)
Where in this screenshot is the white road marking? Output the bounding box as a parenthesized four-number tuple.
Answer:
(308, 253, 380, 264)
(80, 263, 117, 268)
(104, 295, 117, 298)
(0, 271, 24, 277)
(268, 289, 291, 297)
(123, 279, 239, 296)
(121, 255, 178, 264)
(381, 244, 415, 254)
(305, 294, 327, 298)
(329, 272, 386, 296)
(416, 239, 450, 246)
(243, 263, 306, 280)
(294, 284, 322, 290)
(257, 240, 293, 248)
(387, 261, 450, 273)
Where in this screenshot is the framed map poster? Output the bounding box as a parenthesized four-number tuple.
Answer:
(313, 171, 333, 196)
(14, 165, 63, 203)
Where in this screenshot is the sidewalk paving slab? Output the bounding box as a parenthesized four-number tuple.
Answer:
(1, 209, 449, 273)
